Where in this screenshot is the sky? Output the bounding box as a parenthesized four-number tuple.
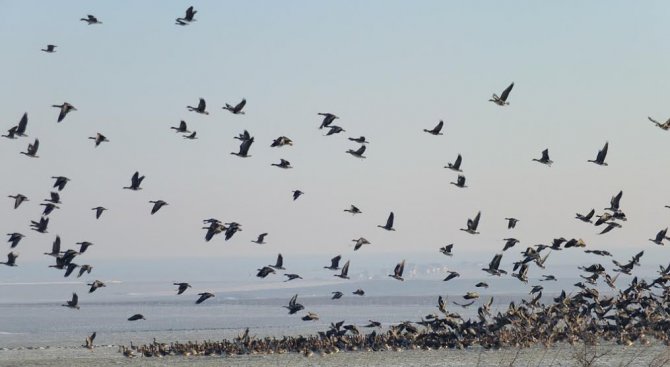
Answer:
(2, 1, 670, 281)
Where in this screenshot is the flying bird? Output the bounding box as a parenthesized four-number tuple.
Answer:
(284, 274, 302, 281)
(62, 293, 79, 309)
(271, 136, 293, 147)
(325, 125, 345, 135)
(489, 82, 514, 106)
(183, 132, 197, 140)
(348, 136, 369, 144)
(460, 211, 481, 234)
(502, 238, 519, 251)
(6, 233, 24, 249)
(482, 253, 507, 276)
(52, 102, 76, 123)
(292, 190, 303, 201)
(352, 237, 370, 251)
(439, 244, 453, 256)
(196, 292, 215, 304)
(123, 171, 145, 190)
(171, 121, 189, 133)
(8, 194, 28, 209)
(252, 233, 268, 244)
(284, 294, 304, 314)
(423, 120, 444, 135)
(176, 6, 197, 24)
(324, 255, 341, 270)
(174, 282, 191, 295)
(648, 116, 670, 130)
(269, 253, 285, 270)
(0, 252, 18, 267)
(76, 241, 93, 254)
(187, 98, 209, 115)
(52, 176, 70, 191)
(271, 159, 292, 169)
(576, 209, 595, 223)
(318, 113, 339, 129)
(92, 207, 107, 219)
(650, 228, 669, 245)
(377, 212, 395, 231)
(80, 15, 102, 25)
(20, 138, 39, 158)
(334, 260, 350, 279)
(344, 205, 362, 214)
(346, 145, 366, 158)
(256, 266, 275, 278)
(128, 314, 145, 321)
(88, 133, 109, 147)
(231, 137, 253, 157)
(533, 149, 553, 166)
(450, 175, 467, 188)
(588, 142, 609, 166)
(222, 99, 247, 114)
(83, 332, 96, 350)
(505, 218, 519, 229)
(149, 200, 168, 214)
(41, 44, 57, 53)
(445, 154, 462, 172)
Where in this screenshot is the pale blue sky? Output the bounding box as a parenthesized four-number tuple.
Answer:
(2, 1, 670, 280)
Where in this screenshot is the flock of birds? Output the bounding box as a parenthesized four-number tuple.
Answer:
(4, 4, 670, 358)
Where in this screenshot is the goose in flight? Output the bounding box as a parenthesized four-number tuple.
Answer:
(149, 200, 168, 214)
(41, 44, 56, 53)
(3, 113, 29, 139)
(423, 120, 444, 135)
(325, 125, 345, 136)
(318, 113, 339, 129)
(251, 233, 267, 244)
(128, 314, 145, 321)
(650, 228, 669, 245)
(334, 260, 350, 279)
(187, 98, 209, 115)
(0, 252, 18, 266)
(482, 253, 507, 276)
(183, 131, 197, 140)
(349, 136, 369, 144)
(489, 82, 514, 106)
(292, 190, 303, 201)
(443, 270, 460, 282)
(453, 300, 475, 308)
(324, 255, 342, 270)
(62, 293, 79, 309)
(648, 116, 670, 130)
(377, 212, 395, 231)
(588, 142, 609, 166)
(83, 332, 96, 350)
(269, 253, 285, 270)
(1, 126, 17, 139)
(52, 176, 70, 191)
(76, 241, 93, 254)
(88, 133, 109, 147)
(123, 171, 145, 190)
(87, 280, 106, 293)
(284, 274, 302, 281)
(463, 292, 480, 300)
(45, 192, 60, 204)
(171, 121, 189, 133)
(439, 244, 453, 256)
(176, 6, 197, 24)
(450, 175, 466, 188)
(195, 292, 215, 304)
(344, 205, 361, 214)
(576, 209, 595, 223)
(605, 191, 623, 212)
(222, 99, 246, 114)
(256, 266, 275, 278)
(231, 137, 253, 157)
(352, 288, 365, 296)
(52, 102, 76, 123)
(174, 282, 191, 295)
(302, 312, 319, 321)
(234, 130, 252, 141)
(460, 211, 481, 234)
(40, 202, 59, 216)
(92, 206, 107, 219)
(331, 291, 343, 299)
(445, 154, 462, 172)
(30, 216, 49, 233)
(20, 138, 39, 157)
(271, 136, 293, 147)
(284, 294, 304, 314)
(532, 149, 553, 166)
(271, 159, 292, 169)
(77, 265, 93, 278)
(502, 238, 519, 251)
(7, 232, 25, 248)
(599, 222, 621, 235)
(43, 236, 60, 256)
(80, 15, 102, 25)
(346, 145, 366, 158)
(475, 282, 489, 288)
(505, 218, 519, 229)
(352, 237, 370, 251)
(8, 194, 28, 209)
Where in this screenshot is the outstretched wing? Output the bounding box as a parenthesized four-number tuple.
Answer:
(500, 82, 514, 101)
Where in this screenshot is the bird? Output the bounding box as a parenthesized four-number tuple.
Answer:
(8, 194, 28, 209)
(292, 190, 303, 201)
(76, 241, 93, 254)
(588, 142, 609, 166)
(51, 176, 70, 191)
(302, 312, 319, 321)
(502, 238, 520, 251)
(62, 293, 79, 309)
(183, 131, 197, 139)
(271, 136, 293, 147)
(252, 233, 268, 244)
(482, 253, 507, 276)
(325, 125, 345, 136)
(14, 113, 28, 137)
(44, 236, 60, 256)
(20, 138, 39, 157)
(196, 292, 215, 304)
(187, 98, 209, 115)
(123, 171, 145, 190)
(176, 6, 197, 24)
(348, 136, 369, 144)
(1, 126, 18, 139)
(41, 44, 57, 53)
(171, 120, 190, 133)
(318, 113, 339, 129)
(504, 218, 519, 229)
(284, 294, 304, 314)
(52, 102, 76, 123)
(284, 274, 302, 282)
(324, 255, 342, 270)
(352, 289, 365, 296)
(334, 260, 350, 279)
(271, 159, 292, 169)
(30, 217, 49, 233)
(231, 137, 253, 157)
(541, 274, 557, 281)
(352, 237, 370, 251)
(533, 149, 553, 166)
(64, 263, 79, 277)
(445, 154, 463, 172)
(475, 282, 489, 288)
(87, 280, 106, 293)
(648, 116, 670, 130)
(269, 253, 285, 270)
(443, 271, 460, 282)
(489, 82, 514, 106)
(605, 191, 623, 212)
(234, 130, 252, 141)
(174, 282, 191, 295)
(344, 205, 362, 214)
(599, 222, 620, 235)
(331, 291, 343, 299)
(439, 244, 453, 256)
(45, 192, 61, 204)
(460, 211, 481, 234)
(377, 212, 395, 231)
(650, 228, 668, 245)
(77, 265, 93, 278)
(450, 175, 467, 188)
(576, 209, 595, 223)
(389, 260, 405, 281)
(346, 145, 366, 158)
(463, 292, 480, 300)
(453, 300, 475, 308)
(423, 120, 444, 135)
(256, 266, 275, 278)
(92, 207, 107, 219)
(88, 133, 109, 147)
(83, 332, 96, 350)
(364, 320, 381, 328)
(80, 15, 102, 25)
(149, 200, 168, 214)
(40, 202, 60, 216)
(0, 252, 18, 266)
(128, 314, 145, 321)
(222, 99, 247, 114)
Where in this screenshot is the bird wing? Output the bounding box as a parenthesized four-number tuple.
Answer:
(454, 154, 462, 168)
(198, 98, 206, 110)
(239, 138, 253, 155)
(341, 260, 350, 275)
(17, 113, 27, 134)
(72, 293, 78, 304)
(355, 145, 366, 155)
(386, 212, 394, 228)
(472, 211, 481, 229)
(276, 253, 283, 267)
(541, 149, 549, 161)
(435, 120, 443, 132)
(235, 99, 247, 112)
(500, 82, 514, 101)
(597, 142, 608, 162)
(331, 255, 341, 268)
(611, 191, 623, 209)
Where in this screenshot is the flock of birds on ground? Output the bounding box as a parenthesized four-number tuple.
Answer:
(5, 5, 670, 358)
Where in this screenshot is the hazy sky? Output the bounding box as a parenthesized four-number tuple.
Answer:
(2, 1, 670, 280)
